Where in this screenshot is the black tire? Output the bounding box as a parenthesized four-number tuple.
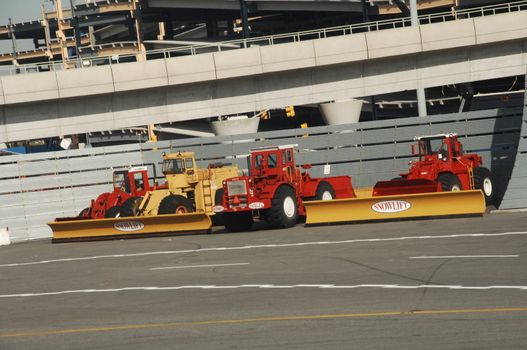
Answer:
(438, 173, 462, 192)
(264, 185, 299, 229)
(315, 181, 336, 200)
(158, 194, 194, 215)
(78, 207, 90, 218)
(105, 206, 122, 218)
(120, 197, 143, 217)
(474, 167, 495, 205)
(212, 189, 225, 226)
(224, 211, 254, 232)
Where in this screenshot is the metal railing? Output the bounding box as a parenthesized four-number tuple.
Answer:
(1, 0, 526, 76)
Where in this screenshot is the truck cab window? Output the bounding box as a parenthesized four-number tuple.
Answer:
(163, 159, 185, 174)
(268, 154, 277, 168)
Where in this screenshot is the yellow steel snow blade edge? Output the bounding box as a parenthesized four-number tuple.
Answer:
(304, 190, 485, 226)
(48, 213, 212, 242)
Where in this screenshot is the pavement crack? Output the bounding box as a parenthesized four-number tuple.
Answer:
(330, 257, 436, 285)
(415, 259, 450, 309)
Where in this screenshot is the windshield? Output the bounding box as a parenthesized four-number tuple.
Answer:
(268, 153, 277, 168)
(421, 138, 446, 156)
(113, 171, 130, 193)
(253, 153, 278, 170)
(163, 159, 185, 174)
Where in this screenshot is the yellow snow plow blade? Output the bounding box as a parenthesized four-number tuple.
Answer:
(305, 190, 485, 225)
(354, 187, 373, 198)
(49, 213, 212, 242)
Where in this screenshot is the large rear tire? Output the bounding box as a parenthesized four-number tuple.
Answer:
(474, 167, 495, 205)
(224, 211, 254, 232)
(438, 173, 462, 192)
(315, 181, 335, 200)
(78, 207, 90, 218)
(120, 197, 143, 217)
(105, 206, 122, 218)
(158, 195, 194, 215)
(264, 185, 299, 229)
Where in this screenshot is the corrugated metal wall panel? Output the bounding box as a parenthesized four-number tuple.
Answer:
(18, 160, 58, 177)
(65, 155, 108, 171)
(429, 121, 466, 135)
(394, 124, 431, 141)
(0, 179, 21, 194)
(0, 193, 23, 207)
(361, 128, 396, 144)
(499, 74, 527, 209)
(0, 163, 20, 179)
(361, 144, 398, 160)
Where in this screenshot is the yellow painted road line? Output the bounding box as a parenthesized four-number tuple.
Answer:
(2, 307, 527, 339)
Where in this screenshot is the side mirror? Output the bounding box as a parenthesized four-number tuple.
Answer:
(301, 164, 312, 169)
(411, 144, 416, 155)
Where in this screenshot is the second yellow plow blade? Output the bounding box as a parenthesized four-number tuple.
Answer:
(305, 190, 485, 225)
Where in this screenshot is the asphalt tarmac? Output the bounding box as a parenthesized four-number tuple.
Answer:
(1, 212, 526, 349)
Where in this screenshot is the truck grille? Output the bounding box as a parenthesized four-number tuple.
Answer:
(227, 180, 247, 196)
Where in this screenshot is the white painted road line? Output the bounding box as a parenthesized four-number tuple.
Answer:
(1, 231, 527, 268)
(1, 284, 527, 298)
(151, 263, 250, 270)
(409, 255, 520, 259)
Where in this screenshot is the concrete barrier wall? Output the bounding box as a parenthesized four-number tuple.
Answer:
(366, 26, 422, 59)
(214, 47, 263, 79)
(0, 107, 522, 242)
(313, 33, 368, 66)
(474, 11, 527, 44)
(1, 38, 525, 144)
(2, 71, 59, 104)
(56, 66, 114, 98)
(420, 18, 476, 52)
(1, 10, 526, 107)
(112, 59, 169, 92)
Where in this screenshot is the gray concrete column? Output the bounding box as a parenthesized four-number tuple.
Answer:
(410, 0, 427, 116)
(416, 87, 427, 117)
(410, 0, 418, 26)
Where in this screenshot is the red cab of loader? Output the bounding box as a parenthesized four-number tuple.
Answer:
(78, 166, 155, 219)
(373, 134, 495, 204)
(214, 145, 356, 232)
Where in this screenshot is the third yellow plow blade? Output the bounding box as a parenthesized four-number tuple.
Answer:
(49, 213, 212, 242)
(304, 190, 485, 226)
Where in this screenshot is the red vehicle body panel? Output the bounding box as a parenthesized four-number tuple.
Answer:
(220, 146, 355, 217)
(373, 134, 484, 197)
(80, 168, 156, 219)
(401, 134, 482, 191)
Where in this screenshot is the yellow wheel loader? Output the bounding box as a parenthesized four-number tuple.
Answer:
(124, 152, 239, 219)
(49, 152, 239, 242)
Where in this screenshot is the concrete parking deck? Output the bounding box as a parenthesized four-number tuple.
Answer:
(0, 3, 526, 142)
